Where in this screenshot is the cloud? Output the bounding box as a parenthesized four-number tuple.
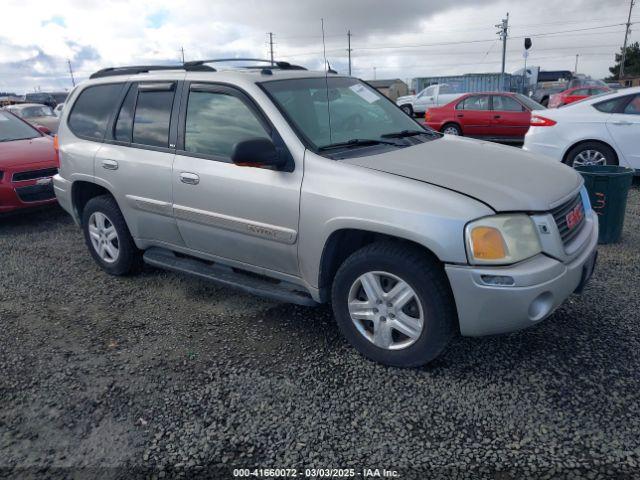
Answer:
(0, 0, 635, 93)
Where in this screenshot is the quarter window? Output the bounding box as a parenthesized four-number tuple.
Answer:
(184, 90, 270, 158)
(68, 83, 124, 140)
(623, 95, 640, 115)
(132, 86, 175, 148)
(114, 85, 137, 142)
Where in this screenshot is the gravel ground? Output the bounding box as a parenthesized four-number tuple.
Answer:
(1, 185, 640, 480)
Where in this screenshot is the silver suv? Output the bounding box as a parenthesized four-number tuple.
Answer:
(54, 59, 598, 367)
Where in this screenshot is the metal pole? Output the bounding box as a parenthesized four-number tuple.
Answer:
(574, 54, 579, 73)
(181, 46, 185, 63)
(522, 53, 527, 94)
(497, 13, 509, 91)
(373, 66, 376, 80)
(67, 59, 76, 87)
(269, 32, 275, 66)
(347, 30, 352, 76)
(620, 0, 635, 79)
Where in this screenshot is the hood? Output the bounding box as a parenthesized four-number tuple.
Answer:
(396, 94, 416, 104)
(0, 136, 56, 168)
(343, 136, 582, 212)
(27, 116, 60, 133)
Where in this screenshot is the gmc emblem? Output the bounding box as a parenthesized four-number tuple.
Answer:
(566, 204, 584, 230)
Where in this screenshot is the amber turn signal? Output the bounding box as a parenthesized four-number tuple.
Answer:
(470, 226, 507, 260)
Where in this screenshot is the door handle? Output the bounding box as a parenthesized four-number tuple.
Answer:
(611, 120, 632, 126)
(180, 172, 200, 185)
(101, 159, 118, 170)
(456, 114, 464, 118)
(493, 115, 501, 119)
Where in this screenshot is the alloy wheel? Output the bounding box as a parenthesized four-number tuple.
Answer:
(347, 271, 424, 350)
(573, 149, 606, 167)
(88, 212, 120, 263)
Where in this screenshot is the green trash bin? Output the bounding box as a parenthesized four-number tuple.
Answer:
(575, 165, 634, 244)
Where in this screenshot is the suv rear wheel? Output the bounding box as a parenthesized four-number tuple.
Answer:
(82, 195, 142, 275)
(331, 242, 456, 367)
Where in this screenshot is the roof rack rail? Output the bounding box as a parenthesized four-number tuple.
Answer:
(89, 58, 306, 80)
(183, 58, 307, 71)
(89, 64, 215, 79)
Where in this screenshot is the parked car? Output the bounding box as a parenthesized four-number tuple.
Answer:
(548, 86, 611, 109)
(54, 61, 598, 367)
(396, 83, 466, 116)
(0, 111, 59, 214)
(4, 103, 59, 133)
(424, 92, 545, 143)
(523, 86, 640, 169)
(24, 91, 68, 109)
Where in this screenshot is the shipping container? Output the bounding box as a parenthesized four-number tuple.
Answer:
(411, 73, 524, 94)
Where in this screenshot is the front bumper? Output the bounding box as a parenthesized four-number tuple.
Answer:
(445, 213, 599, 336)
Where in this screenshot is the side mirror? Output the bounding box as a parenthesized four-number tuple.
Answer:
(36, 125, 52, 135)
(231, 138, 286, 169)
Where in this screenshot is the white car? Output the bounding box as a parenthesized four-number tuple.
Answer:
(396, 83, 466, 116)
(523, 86, 640, 169)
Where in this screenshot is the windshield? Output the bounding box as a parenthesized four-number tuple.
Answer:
(19, 106, 55, 117)
(0, 111, 40, 142)
(515, 94, 546, 111)
(261, 77, 435, 153)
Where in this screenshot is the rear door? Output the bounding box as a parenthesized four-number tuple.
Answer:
(491, 95, 530, 139)
(93, 80, 184, 245)
(455, 95, 492, 136)
(606, 94, 640, 168)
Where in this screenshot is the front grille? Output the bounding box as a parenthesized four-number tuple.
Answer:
(12, 168, 58, 182)
(15, 183, 55, 203)
(551, 193, 586, 245)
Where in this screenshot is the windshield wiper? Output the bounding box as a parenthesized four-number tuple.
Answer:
(318, 138, 400, 151)
(380, 129, 438, 139)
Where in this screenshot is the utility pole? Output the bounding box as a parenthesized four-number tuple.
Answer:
(373, 66, 377, 80)
(347, 30, 352, 76)
(574, 54, 579, 73)
(268, 32, 275, 65)
(67, 59, 76, 87)
(180, 46, 185, 63)
(620, 0, 635, 79)
(496, 12, 509, 91)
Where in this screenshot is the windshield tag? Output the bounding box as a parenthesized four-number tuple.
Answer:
(349, 84, 379, 103)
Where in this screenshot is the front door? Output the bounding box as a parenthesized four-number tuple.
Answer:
(172, 83, 303, 275)
(456, 94, 492, 136)
(606, 94, 640, 168)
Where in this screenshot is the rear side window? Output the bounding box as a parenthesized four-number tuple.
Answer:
(492, 96, 524, 112)
(68, 83, 124, 140)
(132, 84, 175, 148)
(623, 95, 640, 115)
(593, 96, 629, 113)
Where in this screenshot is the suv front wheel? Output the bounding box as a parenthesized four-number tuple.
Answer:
(331, 242, 456, 367)
(82, 195, 142, 276)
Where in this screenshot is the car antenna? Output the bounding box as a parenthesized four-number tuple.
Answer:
(321, 18, 333, 143)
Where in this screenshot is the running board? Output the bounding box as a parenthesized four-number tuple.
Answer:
(143, 247, 318, 307)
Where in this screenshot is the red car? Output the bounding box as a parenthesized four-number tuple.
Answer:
(548, 85, 611, 108)
(0, 110, 59, 214)
(424, 92, 545, 143)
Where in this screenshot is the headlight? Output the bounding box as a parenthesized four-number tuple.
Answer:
(465, 214, 542, 265)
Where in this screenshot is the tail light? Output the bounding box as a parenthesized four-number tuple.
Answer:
(53, 134, 60, 167)
(530, 115, 557, 127)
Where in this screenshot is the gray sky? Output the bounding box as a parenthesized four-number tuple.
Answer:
(0, 0, 637, 93)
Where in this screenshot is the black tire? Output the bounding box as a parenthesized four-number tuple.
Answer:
(441, 123, 462, 136)
(564, 141, 618, 169)
(331, 241, 457, 367)
(81, 195, 142, 276)
(400, 104, 414, 117)
(540, 97, 549, 107)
